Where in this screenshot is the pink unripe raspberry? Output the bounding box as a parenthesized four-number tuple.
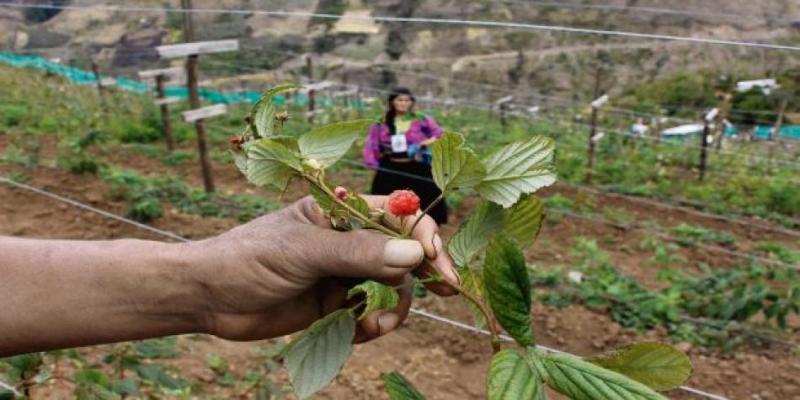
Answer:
(335, 186, 348, 200)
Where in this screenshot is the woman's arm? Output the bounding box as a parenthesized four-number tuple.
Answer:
(362, 124, 382, 169)
(420, 115, 444, 146)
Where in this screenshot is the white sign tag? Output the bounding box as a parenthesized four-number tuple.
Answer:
(391, 134, 408, 153)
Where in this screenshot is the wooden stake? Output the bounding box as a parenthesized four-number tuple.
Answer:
(585, 67, 604, 185)
(91, 61, 106, 107)
(306, 55, 316, 124)
(155, 75, 175, 152)
(699, 120, 710, 181)
(182, 0, 215, 193)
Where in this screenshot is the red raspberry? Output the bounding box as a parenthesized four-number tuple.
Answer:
(387, 190, 420, 216)
(334, 186, 348, 200)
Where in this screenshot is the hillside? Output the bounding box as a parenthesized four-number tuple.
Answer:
(1, 0, 800, 105)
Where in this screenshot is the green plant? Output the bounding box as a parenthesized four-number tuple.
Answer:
(232, 85, 692, 399)
(536, 239, 800, 349)
(671, 223, 736, 248)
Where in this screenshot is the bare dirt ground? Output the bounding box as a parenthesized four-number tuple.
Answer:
(1, 135, 799, 399)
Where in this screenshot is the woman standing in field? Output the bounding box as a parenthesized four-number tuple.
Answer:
(363, 87, 448, 224)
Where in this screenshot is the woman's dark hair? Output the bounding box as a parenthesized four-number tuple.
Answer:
(384, 87, 415, 135)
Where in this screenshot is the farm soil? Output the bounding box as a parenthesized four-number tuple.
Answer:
(1, 139, 799, 399)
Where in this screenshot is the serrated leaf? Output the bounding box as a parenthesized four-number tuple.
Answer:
(477, 136, 556, 207)
(460, 267, 488, 328)
(543, 353, 667, 400)
(382, 372, 426, 400)
(310, 184, 333, 214)
(251, 83, 299, 137)
(0, 389, 14, 400)
(285, 309, 356, 399)
(488, 350, 544, 400)
(503, 195, 545, 249)
(431, 132, 486, 193)
(588, 342, 692, 391)
(111, 378, 139, 396)
(449, 201, 503, 268)
(74, 383, 119, 400)
(299, 120, 373, 167)
(245, 137, 301, 190)
(74, 369, 110, 388)
(234, 153, 248, 174)
(484, 237, 534, 346)
(347, 280, 399, 320)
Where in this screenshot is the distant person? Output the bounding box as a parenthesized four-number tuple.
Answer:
(363, 87, 447, 224)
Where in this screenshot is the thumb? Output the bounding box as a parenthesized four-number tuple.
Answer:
(313, 228, 424, 280)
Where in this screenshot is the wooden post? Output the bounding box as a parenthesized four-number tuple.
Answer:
(585, 68, 604, 184)
(182, 0, 214, 193)
(91, 61, 106, 106)
(155, 75, 175, 151)
(306, 55, 316, 124)
(698, 108, 718, 181)
(771, 97, 788, 141)
(355, 85, 363, 118)
(586, 105, 599, 184)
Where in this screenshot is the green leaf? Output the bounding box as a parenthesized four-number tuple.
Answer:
(431, 132, 486, 193)
(245, 137, 301, 190)
(285, 309, 356, 399)
(382, 372, 427, 400)
(543, 353, 667, 400)
(460, 268, 488, 328)
(234, 153, 248, 175)
(347, 280, 399, 320)
(448, 201, 503, 268)
(488, 350, 544, 400)
(484, 237, 534, 346)
(310, 184, 333, 214)
(134, 364, 186, 390)
(503, 195, 545, 249)
(299, 120, 373, 167)
(74, 383, 119, 400)
(250, 83, 299, 137)
(477, 136, 556, 208)
(111, 378, 139, 396)
(329, 194, 371, 230)
(588, 342, 692, 391)
(73, 369, 111, 388)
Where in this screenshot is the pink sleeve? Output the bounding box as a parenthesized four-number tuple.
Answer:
(424, 115, 443, 138)
(362, 124, 381, 169)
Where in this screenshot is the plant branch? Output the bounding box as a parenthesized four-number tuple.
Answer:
(405, 194, 445, 238)
(306, 174, 399, 237)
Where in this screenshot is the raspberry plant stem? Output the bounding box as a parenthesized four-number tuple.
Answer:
(306, 174, 399, 237)
(405, 194, 445, 238)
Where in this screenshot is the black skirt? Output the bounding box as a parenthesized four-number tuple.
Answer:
(370, 158, 448, 225)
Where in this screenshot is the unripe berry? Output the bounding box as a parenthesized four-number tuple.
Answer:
(335, 186, 348, 200)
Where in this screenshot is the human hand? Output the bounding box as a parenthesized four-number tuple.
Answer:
(189, 195, 458, 343)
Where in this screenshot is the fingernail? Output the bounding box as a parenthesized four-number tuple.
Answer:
(384, 239, 424, 268)
(378, 313, 400, 335)
(433, 234, 443, 258)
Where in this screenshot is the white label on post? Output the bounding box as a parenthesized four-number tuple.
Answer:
(156, 40, 239, 59)
(182, 104, 227, 123)
(155, 97, 181, 106)
(591, 94, 609, 109)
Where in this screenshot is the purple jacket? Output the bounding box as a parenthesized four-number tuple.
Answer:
(362, 113, 443, 168)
